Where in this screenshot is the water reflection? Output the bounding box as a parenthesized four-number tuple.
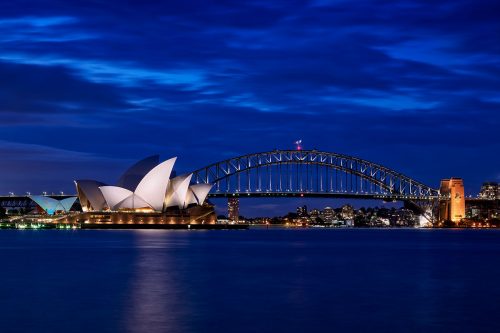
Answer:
(124, 230, 186, 333)
(1, 228, 491, 333)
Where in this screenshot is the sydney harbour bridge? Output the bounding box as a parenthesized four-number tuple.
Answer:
(192, 149, 439, 200)
(191, 149, 440, 221)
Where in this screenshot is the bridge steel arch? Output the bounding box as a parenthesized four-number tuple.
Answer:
(191, 150, 439, 201)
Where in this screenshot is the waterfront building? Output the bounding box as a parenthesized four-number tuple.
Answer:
(73, 155, 215, 225)
(341, 204, 354, 220)
(217, 217, 231, 224)
(466, 199, 500, 221)
(228, 197, 239, 223)
(296, 205, 307, 217)
(309, 208, 321, 224)
(322, 206, 334, 223)
(479, 182, 499, 200)
(397, 209, 417, 227)
(310, 208, 320, 218)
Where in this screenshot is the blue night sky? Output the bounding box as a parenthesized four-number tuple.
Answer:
(0, 0, 499, 215)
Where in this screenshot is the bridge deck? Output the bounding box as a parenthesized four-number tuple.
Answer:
(208, 192, 438, 201)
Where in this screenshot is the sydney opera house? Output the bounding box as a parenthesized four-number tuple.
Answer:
(68, 155, 216, 227)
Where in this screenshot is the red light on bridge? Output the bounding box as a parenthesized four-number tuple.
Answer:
(295, 139, 302, 151)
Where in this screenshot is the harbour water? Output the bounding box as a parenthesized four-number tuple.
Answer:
(1, 228, 499, 333)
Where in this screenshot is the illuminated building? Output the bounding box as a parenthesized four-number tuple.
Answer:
(310, 208, 320, 218)
(439, 178, 465, 223)
(75, 156, 212, 212)
(296, 205, 307, 217)
(341, 204, 354, 220)
(228, 198, 239, 222)
(479, 182, 499, 200)
(322, 207, 334, 223)
(73, 155, 214, 225)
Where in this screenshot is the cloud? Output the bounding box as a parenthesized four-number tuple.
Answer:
(0, 15, 97, 43)
(0, 16, 77, 27)
(0, 140, 95, 162)
(0, 54, 208, 89)
(0, 0, 498, 213)
(0, 140, 130, 194)
(0, 61, 130, 126)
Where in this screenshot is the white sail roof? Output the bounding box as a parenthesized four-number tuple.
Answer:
(164, 174, 192, 209)
(60, 197, 77, 211)
(31, 195, 77, 215)
(99, 186, 134, 210)
(188, 184, 213, 206)
(114, 194, 152, 210)
(75, 180, 107, 211)
(185, 188, 197, 206)
(116, 155, 160, 191)
(135, 157, 176, 211)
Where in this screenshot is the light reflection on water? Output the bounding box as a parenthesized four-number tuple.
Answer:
(0, 229, 500, 333)
(125, 231, 184, 333)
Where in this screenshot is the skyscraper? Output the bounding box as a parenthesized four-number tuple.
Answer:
(322, 207, 334, 223)
(228, 197, 239, 223)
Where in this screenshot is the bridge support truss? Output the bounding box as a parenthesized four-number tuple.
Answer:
(192, 150, 440, 222)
